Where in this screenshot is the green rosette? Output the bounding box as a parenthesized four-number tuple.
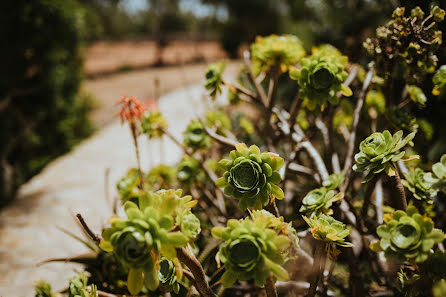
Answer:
(216, 143, 284, 210)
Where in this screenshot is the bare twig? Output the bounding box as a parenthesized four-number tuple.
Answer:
(390, 165, 407, 210)
(176, 246, 217, 297)
(243, 51, 268, 106)
(265, 275, 278, 297)
(375, 178, 384, 224)
(341, 66, 374, 192)
(307, 242, 325, 297)
(76, 214, 101, 244)
(199, 118, 239, 147)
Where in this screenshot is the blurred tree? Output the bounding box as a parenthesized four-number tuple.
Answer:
(202, 0, 282, 57)
(0, 0, 94, 206)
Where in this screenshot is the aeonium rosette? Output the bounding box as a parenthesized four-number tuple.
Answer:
(211, 210, 298, 287)
(183, 120, 211, 151)
(299, 187, 343, 217)
(371, 206, 444, 263)
(216, 143, 284, 210)
(100, 189, 200, 295)
(353, 130, 416, 182)
(425, 154, 446, 194)
(141, 111, 168, 139)
(290, 52, 352, 111)
(250, 34, 305, 74)
(204, 62, 226, 100)
(402, 168, 435, 202)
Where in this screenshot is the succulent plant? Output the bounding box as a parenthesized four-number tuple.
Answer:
(299, 187, 343, 216)
(204, 110, 231, 136)
(35, 281, 55, 297)
(216, 143, 284, 210)
(68, 273, 98, 297)
(353, 130, 415, 182)
(311, 44, 345, 62)
(176, 156, 201, 186)
(250, 34, 305, 73)
(385, 108, 418, 132)
(141, 111, 168, 139)
(322, 173, 345, 191)
(183, 120, 211, 151)
(433, 65, 446, 97)
(433, 279, 446, 297)
(427, 251, 446, 281)
(100, 189, 200, 295)
(407, 85, 427, 107)
(146, 164, 176, 190)
(364, 6, 444, 83)
(425, 155, 446, 193)
(371, 206, 444, 263)
(211, 210, 296, 287)
(204, 62, 226, 100)
(290, 53, 351, 111)
(117, 168, 142, 204)
(365, 89, 386, 119)
(158, 257, 180, 294)
(402, 168, 434, 201)
(303, 214, 353, 248)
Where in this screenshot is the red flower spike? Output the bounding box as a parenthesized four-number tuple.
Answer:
(115, 95, 147, 124)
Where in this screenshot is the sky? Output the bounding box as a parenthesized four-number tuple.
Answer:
(122, 0, 225, 18)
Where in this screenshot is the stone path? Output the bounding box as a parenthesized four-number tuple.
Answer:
(0, 82, 229, 296)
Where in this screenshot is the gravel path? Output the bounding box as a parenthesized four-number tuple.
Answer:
(0, 70, 232, 296)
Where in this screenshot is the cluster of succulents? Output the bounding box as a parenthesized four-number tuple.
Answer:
(250, 34, 305, 73)
(290, 52, 352, 111)
(158, 257, 181, 294)
(385, 108, 418, 132)
(99, 189, 200, 295)
(402, 168, 434, 201)
(211, 210, 297, 287)
(303, 214, 353, 248)
(204, 62, 226, 100)
(299, 187, 343, 216)
(353, 130, 415, 182)
(183, 120, 211, 151)
(68, 273, 98, 297)
(216, 143, 284, 210)
(364, 6, 445, 82)
(204, 110, 232, 136)
(433, 65, 446, 97)
(141, 111, 168, 139)
(371, 206, 444, 263)
(425, 154, 446, 193)
(176, 156, 201, 186)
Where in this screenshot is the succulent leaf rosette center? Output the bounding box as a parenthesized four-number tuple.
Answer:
(228, 237, 261, 269)
(230, 160, 261, 191)
(216, 143, 285, 210)
(311, 66, 334, 90)
(391, 219, 421, 249)
(113, 228, 152, 268)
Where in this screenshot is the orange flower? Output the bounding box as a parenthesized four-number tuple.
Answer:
(115, 95, 147, 124)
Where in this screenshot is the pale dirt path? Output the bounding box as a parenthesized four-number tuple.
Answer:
(0, 63, 239, 296)
(86, 61, 240, 128)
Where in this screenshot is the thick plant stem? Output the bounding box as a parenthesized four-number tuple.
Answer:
(265, 275, 278, 297)
(307, 242, 325, 297)
(130, 122, 144, 189)
(390, 165, 407, 210)
(176, 247, 217, 297)
(416, 262, 433, 297)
